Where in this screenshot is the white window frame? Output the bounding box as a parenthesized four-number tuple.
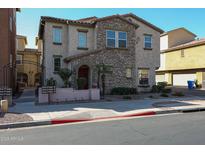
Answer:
(118, 31, 127, 48)
(144, 34, 152, 49)
(138, 69, 149, 85)
(126, 68, 132, 78)
(53, 57, 61, 72)
(106, 30, 116, 48)
(78, 32, 87, 48)
(106, 30, 127, 48)
(52, 27, 62, 44)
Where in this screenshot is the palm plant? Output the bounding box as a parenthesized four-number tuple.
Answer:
(57, 68, 72, 87)
(96, 63, 112, 97)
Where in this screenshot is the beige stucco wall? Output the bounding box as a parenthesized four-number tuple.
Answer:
(16, 37, 26, 51)
(43, 22, 69, 87)
(68, 25, 95, 56)
(125, 16, 161, 87)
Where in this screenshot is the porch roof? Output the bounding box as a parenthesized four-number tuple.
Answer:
(64, 50, 103, 63)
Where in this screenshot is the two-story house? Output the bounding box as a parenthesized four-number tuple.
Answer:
(156, 27, 205, 87)
(16, 35, 42, 88)
(38, 13, 163, 93)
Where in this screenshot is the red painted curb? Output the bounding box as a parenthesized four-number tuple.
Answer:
(51, 111, 156, 125)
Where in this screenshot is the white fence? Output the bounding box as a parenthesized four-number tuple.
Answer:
(38, 88, 100, 103)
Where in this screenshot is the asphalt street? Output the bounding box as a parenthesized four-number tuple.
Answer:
(1, 111, 205, 145)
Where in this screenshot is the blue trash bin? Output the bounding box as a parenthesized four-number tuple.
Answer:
(187, 81, 195, 89)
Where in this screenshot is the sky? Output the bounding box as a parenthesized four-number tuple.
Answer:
(17, 8, 205, 48)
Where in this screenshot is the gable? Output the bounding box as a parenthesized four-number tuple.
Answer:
(122, 13, 164, 33)
(94, 15, 139, 29)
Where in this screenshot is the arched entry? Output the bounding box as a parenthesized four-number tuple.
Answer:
(78, 65, 89, 89)
(35, 73, 41, 86)
(17, 72, 28, 87)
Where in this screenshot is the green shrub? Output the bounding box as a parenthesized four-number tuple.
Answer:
(57, 68, 72, 87)
(157, 82, 168, 90)
(123, 96, 132, 99)
(149, 95, 153, 98)
(110, 87, 138, 95)
(77, 77, 87, 90)
(160, 93, 169, 97)
(162, 88, 172, 93)
(172, 92, 184, 97)
(46, 78, 56, 86)
(151, 82, 168, 93)
(151, 85, 161, 93)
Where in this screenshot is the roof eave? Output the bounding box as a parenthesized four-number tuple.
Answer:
(122, 13, 164, 34)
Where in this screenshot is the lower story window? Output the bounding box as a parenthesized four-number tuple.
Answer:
(54, 57, 61, 72)
(138, 69, 149, 85)
(126, 68, 132, 78)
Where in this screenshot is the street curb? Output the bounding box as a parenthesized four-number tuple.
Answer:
(1, 107, 205, 129)
(51, 111, 156, 124)
(0, 111, 156, 129)
(0, 120, 51, 129)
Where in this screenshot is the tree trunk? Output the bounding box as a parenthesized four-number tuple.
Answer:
(101, 74, 105, 98)
(97, 71, 100, 88)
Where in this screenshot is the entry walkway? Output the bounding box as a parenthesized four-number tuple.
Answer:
(13, 87, 36, 104)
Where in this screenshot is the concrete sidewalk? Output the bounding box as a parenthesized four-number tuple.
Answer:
(8, 96, 205, 122)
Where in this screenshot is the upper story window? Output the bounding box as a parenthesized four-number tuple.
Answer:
(10, 17, 13, 32)
(53, 27, 62, 44)
(78, 32, 87, 48)
(118, 32, 127, 48)
(106, 30, 127, 48)
(16, 54, 22, 64)
(144, 34, 152, 49)
(106, 30, 116, 48)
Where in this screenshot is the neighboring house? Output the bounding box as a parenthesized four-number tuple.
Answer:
(0, 8, 20, 92)
(16, 35, 42, 87)
(156, 28, 205, 87)
(38, 13, 163, 93)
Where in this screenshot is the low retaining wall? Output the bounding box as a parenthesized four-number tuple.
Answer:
(38, 88, 100, 103)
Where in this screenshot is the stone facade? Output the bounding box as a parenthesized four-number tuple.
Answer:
(70, 18, 137, 93)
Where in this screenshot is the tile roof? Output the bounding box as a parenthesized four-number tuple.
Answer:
(39, 13, 164, 38)
(121, 13, 164, 33)
(162, 38, 205, 52)
(161, 27, 197, 37)
(77, 16, 98, 22)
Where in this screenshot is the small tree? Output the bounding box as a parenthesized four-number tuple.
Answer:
(46, 77, 56, 86)
(96, 63, 112, 97)
(57, 68, 72, 87)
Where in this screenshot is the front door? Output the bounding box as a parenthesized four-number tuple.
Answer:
(78, 65, 89, 89)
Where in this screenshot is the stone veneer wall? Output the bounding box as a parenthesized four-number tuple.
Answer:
(70, 18, 137, 94)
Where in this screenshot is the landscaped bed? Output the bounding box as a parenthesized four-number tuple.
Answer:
(0, 112, 33, 124)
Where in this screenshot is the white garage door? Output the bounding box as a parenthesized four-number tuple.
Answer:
(173, 74, 196, 86)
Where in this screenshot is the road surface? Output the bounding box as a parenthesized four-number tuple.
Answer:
(0, 112, 205, 144)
